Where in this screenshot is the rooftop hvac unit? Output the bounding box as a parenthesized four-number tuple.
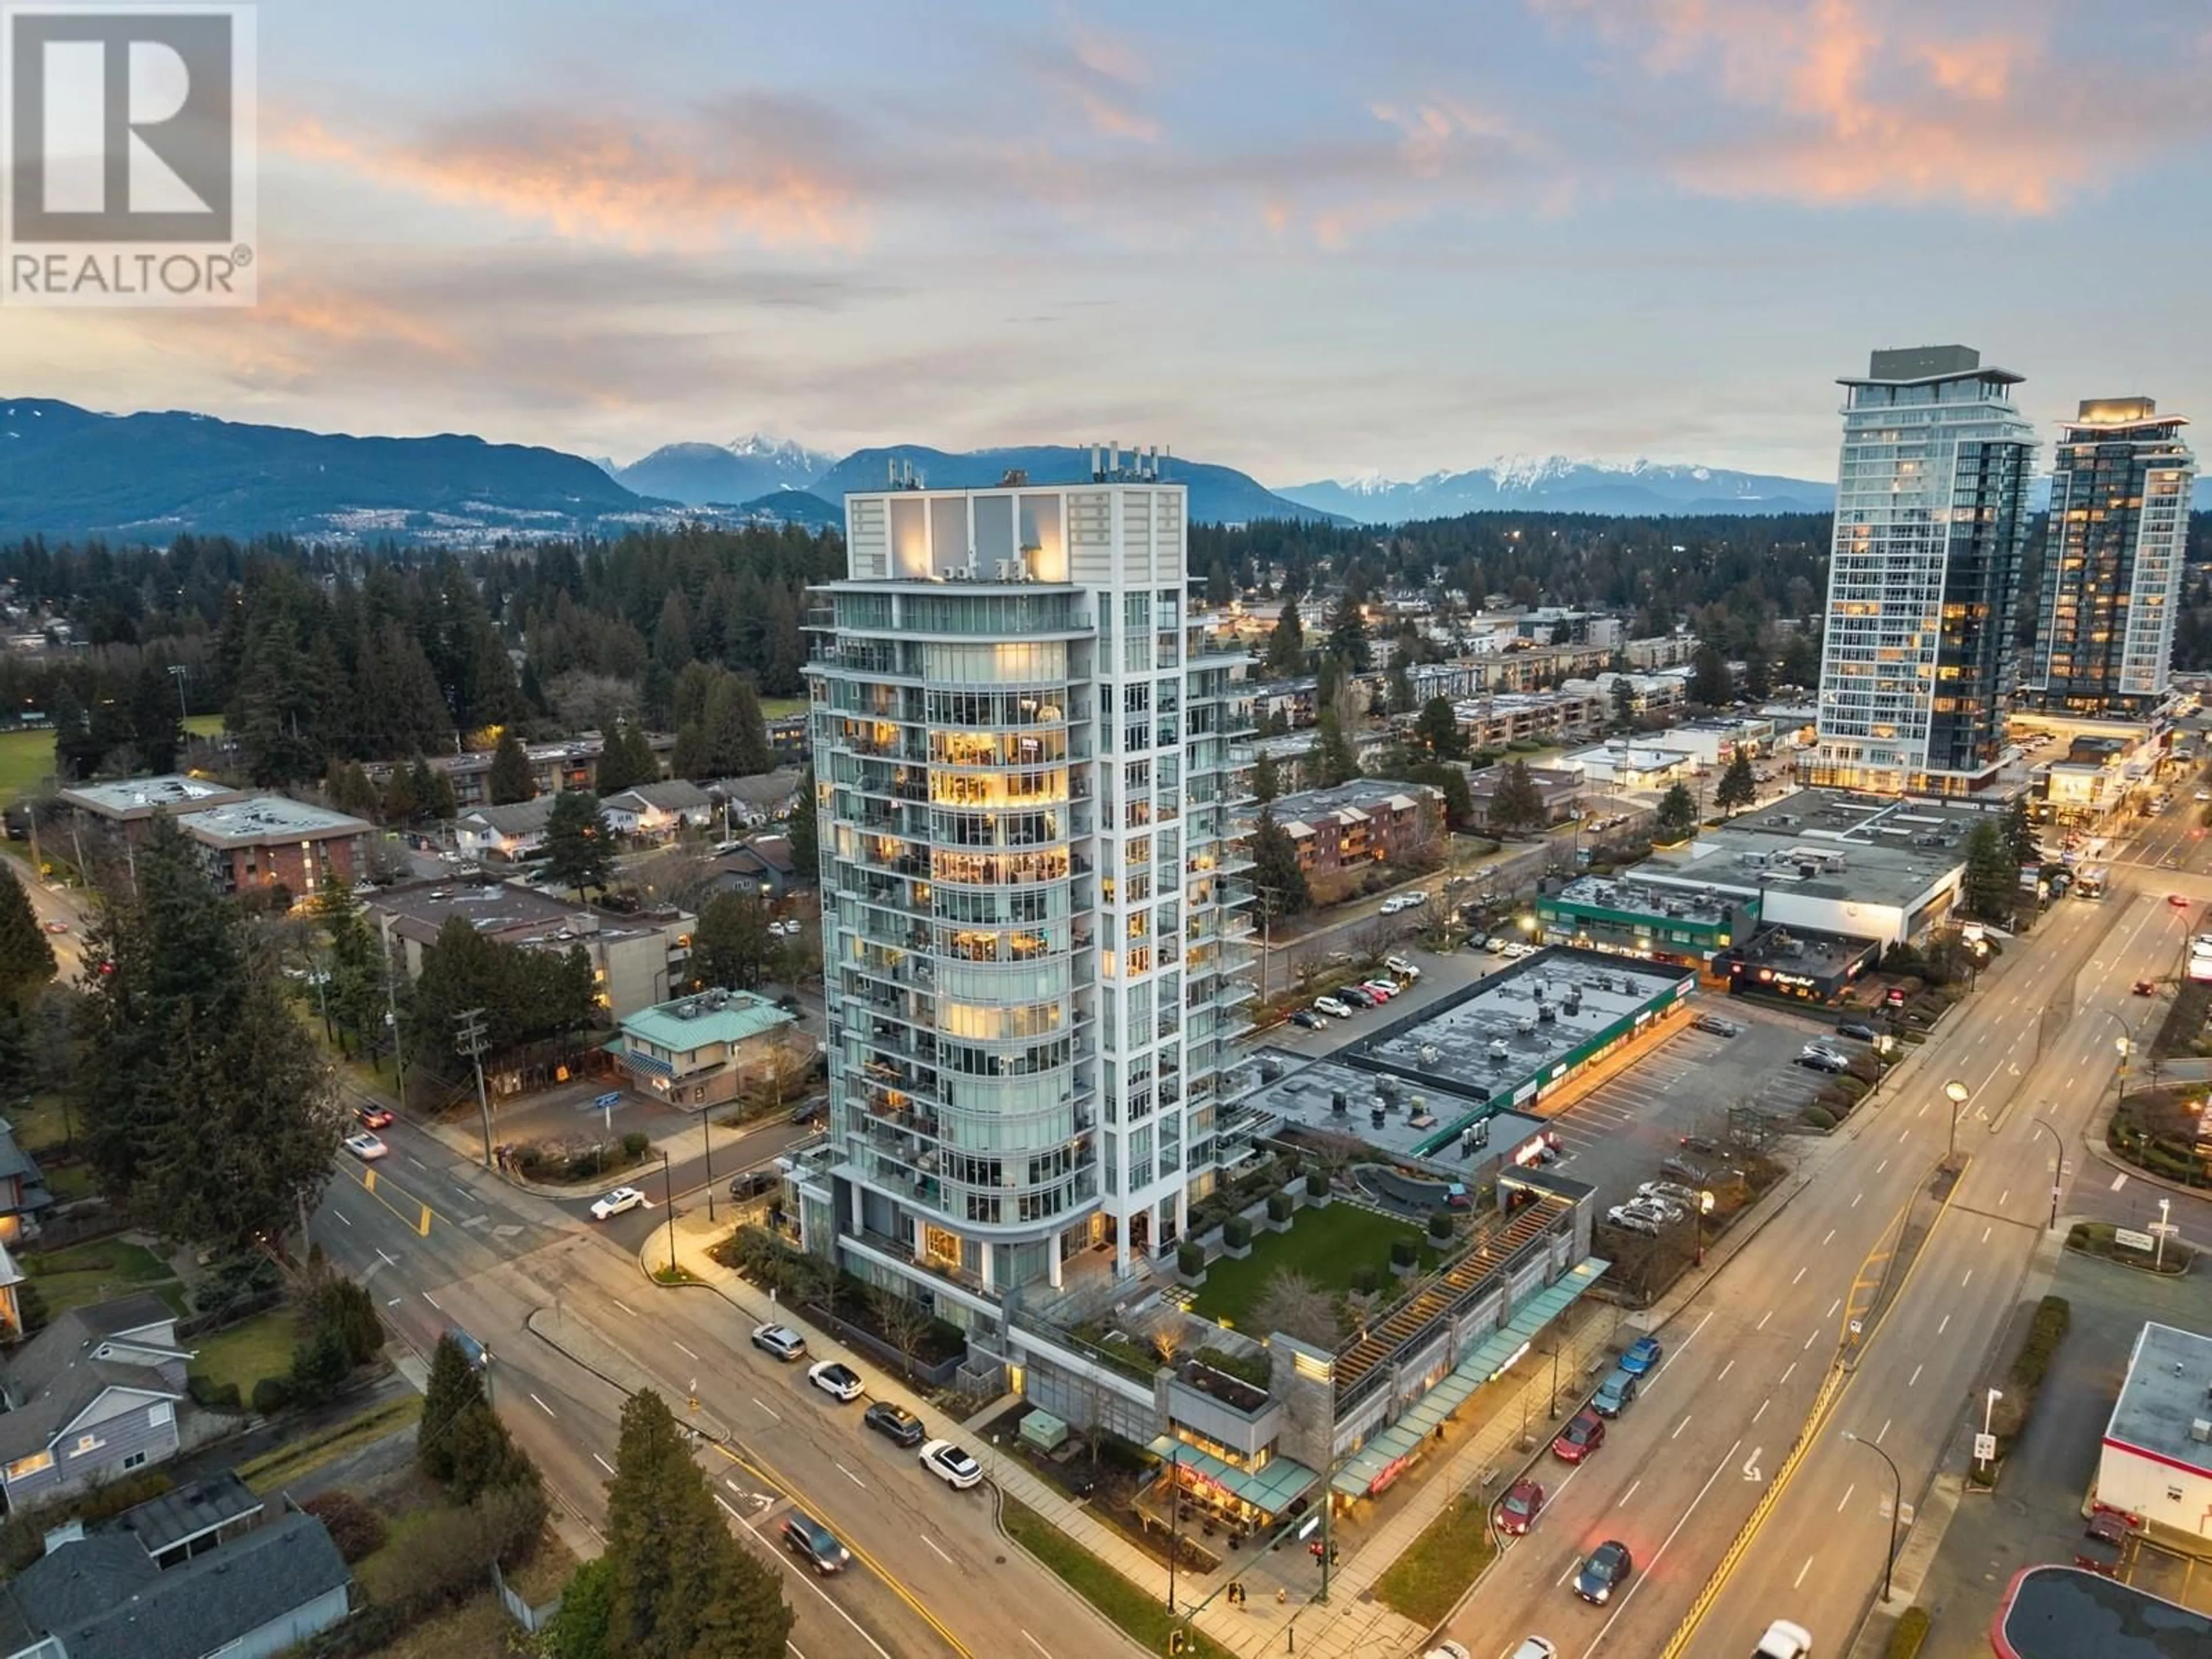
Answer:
(2194, 1419, 2212, 1444)
(1537, 1003, 1556, 1024)
(1516, 1020, 1536, 1038)
(1488, 1041, 1509, 1065)
(1419, 1043, 1442, 1067)
(1331, 1090, 1348, 1116)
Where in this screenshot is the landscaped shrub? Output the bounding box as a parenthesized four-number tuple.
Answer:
(1194, 1346, 1273, 1388)
(1350, 1266, 1382, 1295)
(1222, 1217, 1252, 1249)
(1801, 1107, 1837, 1131)
(1266, 1192, 1294, 1224)
(1887, 1606, 1931, 1658)
(2009, 1296, 2071, 1389)
(187, 1374, 243, 1414)
(1177, 1241, 1205, 1277)
(302, 1488, 387, 1563)
(1306, 1171, 1330, 1199)
(1390, 1238, 1418, 1268)
(14, 1281, 48, 1338)
(251, 1376, 293, 1415)
(622, 1130, 651, 1161)
(1427, 1210, 1455, 1241)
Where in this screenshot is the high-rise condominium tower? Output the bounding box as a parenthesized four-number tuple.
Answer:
(1808, 345, 2038, 796)
(793, 456, 1256, 1325)
(2028, 398, 2196, 719)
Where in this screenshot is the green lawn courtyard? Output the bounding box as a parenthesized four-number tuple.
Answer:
(0, 714, 222, 807)
(22, 1237, 186, 1319)
(188, 1306, 298, 1400)
(1189, 1202, 1437, 1330)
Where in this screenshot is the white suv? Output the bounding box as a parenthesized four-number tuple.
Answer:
(1754, 1621, 1812, 1658)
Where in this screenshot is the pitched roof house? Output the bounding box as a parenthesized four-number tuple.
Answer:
(0, 1294, 190, 1511)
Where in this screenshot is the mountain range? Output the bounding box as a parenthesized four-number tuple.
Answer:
(1277, 457, 1837, 521)
(611, 435, 838, 506)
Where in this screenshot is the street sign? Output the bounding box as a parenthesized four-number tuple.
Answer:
(2115, 1228, 2156, 1252)
(1974, 1433, 1998, 1463)
(594, 1092, 623, 1109)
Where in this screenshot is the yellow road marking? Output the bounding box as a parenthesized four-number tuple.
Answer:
(342, 1163, 440, 1240)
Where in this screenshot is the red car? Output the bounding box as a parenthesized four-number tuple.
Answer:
(1552, 1409, 1606, 1464)
(2170, 894, 2192, 910)
(1494, 1478, 1547, 1536)
(355, 1105, 395, 1131)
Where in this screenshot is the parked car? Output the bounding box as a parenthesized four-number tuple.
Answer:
(1314, 997, 1355, 1018)
(1619, 1335, 1664, 1376)
(589, 1186, 646, 1221)
(780, 1512, 850, 1574)
(1483, 935, 1512, 953)
(863, 1401, 926, 1446)
(355, 1105, 395, 1130)
(1385, 956, 1421, 979)
(1639, 1181, 1699, 1207)
(919, 1440, 984, 1490)
(1605, 1206, 1659, 1236)
(2134, 979, 2158, 997)
(730, 1169, 779, 1200)
(1754, 1621, 1814, 1658)
(1663, 1156, 1725, 1184)
(2172, 893, 2195, 910)
(1551, 1409, 1606, 1463)
(1494, 1478, 1547, 1536)
(1835, 1021, 1877, 1040)
(808, 1361, 865, 1402)
(1505, 1642, 1558, 1659)
(1290, 1009, 1325, 1030)
(1794, 1048, 1851, 1074)
(1592, 1368, 1640, 1418)
(342, 1131, 388, 1162)
(1361, 980, 1400, 1001)
(751, 1323, 806, 1362)
(1691, 1014, 1739, 1037)
(1339, 986, 1377, 1009)
(1574, 1539, 1634, 1604)
(1422, 1645, 1471, 1659)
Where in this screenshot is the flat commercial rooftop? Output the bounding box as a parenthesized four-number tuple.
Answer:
(1347, 948, 1694, 1116)
(58, 774, 245, 820)
(180, 797, 370, 845)
(1991, 1565, 2210, 1659)
(368, 878, 684, 950)
(1553, 873, 1734, 927)
(2107, 1322, 2212, 1477)
(1241, 1052, 1552, 1164)
(1644, 790, 1982, 910)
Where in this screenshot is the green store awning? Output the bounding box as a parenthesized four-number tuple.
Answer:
(1150, 1438, 1320, 1516)
(1332, 1256, 1611, 1498)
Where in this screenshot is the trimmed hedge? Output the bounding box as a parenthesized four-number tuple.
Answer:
(1176, 1241, 1205, 1277)
(1222, 1217, 1252, 1249)
(1306, 1171, 1330, 1199)
(1427, 1209, 1455, 1241)
(1266, 1192, 1294, 1224)
(1887, 1607, 1930, 1658)
(2009, 1296, 2071, 1390)
(1390, 1238, 1418, 1268)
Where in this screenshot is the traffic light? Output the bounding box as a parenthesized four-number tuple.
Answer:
(1167, 1631, 1187, 1655)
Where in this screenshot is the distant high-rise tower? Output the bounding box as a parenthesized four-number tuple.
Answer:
(792, 460, 1257, 1321)
(1808, 346, 2037, 796)
(2028, 398, 2195, 719)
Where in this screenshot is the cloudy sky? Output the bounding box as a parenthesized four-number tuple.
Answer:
(9, 0, 2210, 486)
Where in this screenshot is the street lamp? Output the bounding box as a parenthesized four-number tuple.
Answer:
(1942, 1080, 1970, 1166)
(1842, 1431, 1903, 1605)
(2156, 1196, 2174, 1272)
(2030, 1119, 2063, 1231)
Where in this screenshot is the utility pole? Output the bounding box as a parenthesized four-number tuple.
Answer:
(702, 1112, 717, 1223)
(167, 662, 189, 729)
(660, 1150, 680, 1275)
(454, 1008, 494, 1169)
(382, 931, 408, 1100)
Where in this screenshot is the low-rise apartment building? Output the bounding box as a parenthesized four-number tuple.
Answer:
(1270, 779, 1444, 877)
(55, 775, 368, 900)
(612, 988, 800, 1112)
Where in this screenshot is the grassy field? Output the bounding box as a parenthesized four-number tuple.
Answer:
(1190, 1204, 1434, 1329)
(189, 1307, 297, 1398)
(0, 714, 224, 807)
(757, 696, 808, 721)
(999, 1496, 1234, 1659)
(22, 1237, 182, 1317)
(239, 1394, 422, 1493)
(1372, 1491, 1497, 1626)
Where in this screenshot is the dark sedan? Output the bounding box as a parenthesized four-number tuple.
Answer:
(1574, 1539, 1633, 1604)
(863, 1401, 926, 1446)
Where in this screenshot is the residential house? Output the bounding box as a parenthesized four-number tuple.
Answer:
(452, 797, 556, 861)
(365, 732, 675, 811)
(0, 1126, 52, 1245)
(0, 1473, 351, 1659)
(1465, 764, 1585, 833)
(613, 988, 800, 1112)
(0, 1295, 190, 1511)
(701, 835, 803, 900)
(601, 779, 714, 839)
(709, 768, 805, 828)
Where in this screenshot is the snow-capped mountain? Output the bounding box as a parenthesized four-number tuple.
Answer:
(615, 434, 838, 506)
(1278, 456, 1836, 521)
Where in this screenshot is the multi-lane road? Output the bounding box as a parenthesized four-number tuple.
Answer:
(311, 1119, 1120, 1659)
(1440, 832, 2195, 1658)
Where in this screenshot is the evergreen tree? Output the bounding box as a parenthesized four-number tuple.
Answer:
(544, 1558, 615, 1659)
(130, 660, 183, 773)
(1264, 599, 1305, 677)
(1714, 748, 1758, 816)
(1414, 696, 1465, 762)
(1404, 761, 1476, 833)
(605, 1390, 794, 1659)
(427, 768, 459, 820)
(1779, 631, 1821, 690)
(0, 869, 56, 1006)
(419, 1334, 486, 1485)
(1962, 820, 2018, 921)
(692, 892, 773, 990)
(1252, 749, 1281, 804)
(593, 721, 654, 795)
(1690, 641, 1733, 706)
(1387, 662, 1416, 715)
(1654, 782, 1699, 843)
(445, 1398, 540, 1503)
(316, 877, 385, 1059)
(706, 677, 772, 777)
(1610, 676, 1637, 728)
(544, 791, 613, 902)
(1251, 808, 1310, 918)
(785, 767, 818, 876)
(488, 729, 536, 805)
(1205, 560, 1233, 605)
(1313, 709, 1359, 787)
(2002, 796, 2037, 869)
(1488, 759, 1548, 836)
(1323, 593, 1372, 673)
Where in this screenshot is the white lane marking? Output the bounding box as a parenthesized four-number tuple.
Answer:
(1910, 1364, 1924, 1387)
(1822, 1229, 1836, 1247)
(1961, 1268, 1974, 1288)
(1982, 1225, 1992, 1244)
(1998, 1190, 2010, 1207)
(377, 1248, 398, 1266)
(387, 1296, 403, 1306)
(835, 1460, 867, 1489)
(1877, 1418, 1891, 1444)
(1718, 1360, 1734, 1382)
(1795, 1556, 1815, 1589)
(2112, 1172, 2130, 1192)
(1022, 1634, 1053, 1659)
(1671, 1415, 1692, 1440)
(1826, 1298, 1841, 1320)
(1618, 1479, 1641, 1508)
(1938, 1315, 1951, 1336)
(613, 1298, 637, 1316)
(1837, 1482, 1855, 1513)
(406, 1154, 427, 1170)
(1753, 1398, 1770, 1424)
(332, 1209, 353, 1227)
(593, 1453, 615, 1474)
(924, 1536, 954, 1565)
(675, 1340, 700, 1361)
(422, 1291, 441, 1310)
(1917, 1101, 1929, 1119)
(1757, 1309, 1773, 1331)
(1852, 1191, 1863, 1209)
(1779, 1362, 1798, 1387)
(752, 1398, 782, 1422)
(530, 1393, 556, 1417)
(1577, 1439, 1742, 1659)
(1876, 1159, 1888, 1175)
(1793, 1268, 1808, 1286)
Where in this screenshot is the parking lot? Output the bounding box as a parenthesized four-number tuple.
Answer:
(1537, 999, 1834, 1209)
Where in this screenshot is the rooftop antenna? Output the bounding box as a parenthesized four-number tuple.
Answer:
(1090, 443, 1103, 482)
(887, 456, 897, 487)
